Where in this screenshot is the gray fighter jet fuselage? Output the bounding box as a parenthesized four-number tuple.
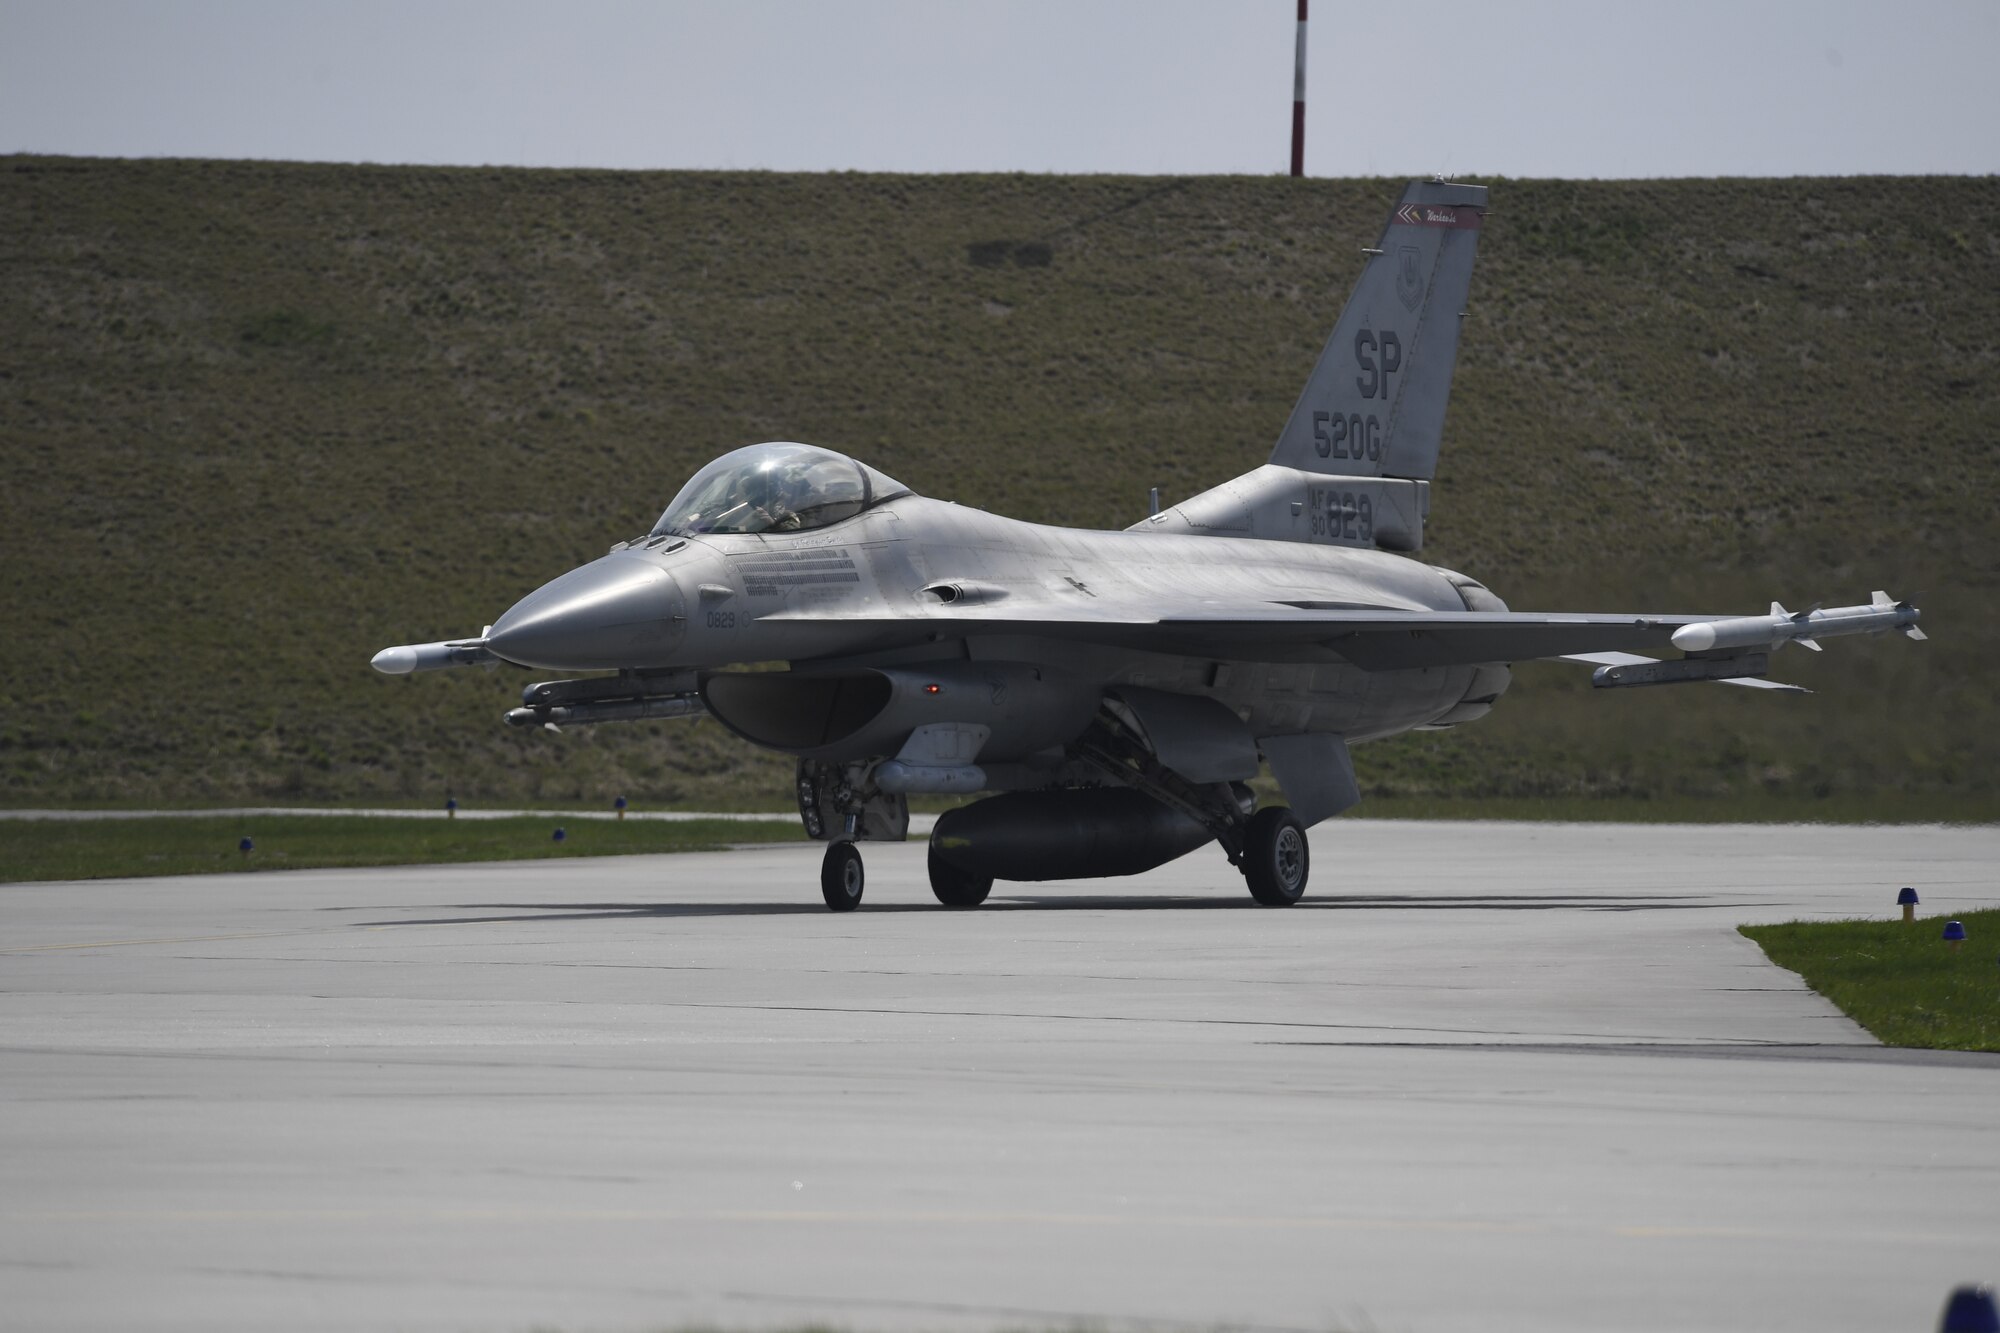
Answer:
(374, 180, 1924, 911)
(495, 495, 1495, 739)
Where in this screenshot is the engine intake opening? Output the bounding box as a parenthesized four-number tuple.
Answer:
(702, 672, 893, 751)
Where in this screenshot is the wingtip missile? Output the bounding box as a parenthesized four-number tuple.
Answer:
(1669, 594, 1924, 655)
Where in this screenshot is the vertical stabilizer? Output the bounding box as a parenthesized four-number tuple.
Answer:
(1269, 180, 1487, 481)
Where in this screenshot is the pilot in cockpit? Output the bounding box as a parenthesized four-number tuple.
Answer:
(743, 463, 806, 532)
(651, 442, 910, 538)
(766, 465, 818, 531)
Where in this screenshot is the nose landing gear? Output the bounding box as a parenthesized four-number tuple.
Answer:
(799, 758, 908, 912)
(820, 841, 865, 911)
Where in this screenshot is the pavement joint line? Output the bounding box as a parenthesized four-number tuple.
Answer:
(1256, 1040, 2000, 1068)
(520, 996, 1709, 1041)
(1, 929, 317, 953)
(712, 1285, 1324, 1333)
(0, 1208, 1983, 1248)
(102, 950, 1546, 992)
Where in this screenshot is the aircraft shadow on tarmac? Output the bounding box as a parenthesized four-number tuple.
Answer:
(353, 892, 1764, 927)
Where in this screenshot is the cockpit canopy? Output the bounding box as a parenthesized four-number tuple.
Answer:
(650, 442, 913, 537)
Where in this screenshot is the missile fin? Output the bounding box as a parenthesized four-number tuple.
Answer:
(1796, 637, 1823, 652)
(1892, 591, 1925, 639)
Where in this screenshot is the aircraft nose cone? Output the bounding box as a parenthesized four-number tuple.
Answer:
(486, 555, 687, 670)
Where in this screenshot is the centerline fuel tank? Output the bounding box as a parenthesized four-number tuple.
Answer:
(930, 788, 1216, 882)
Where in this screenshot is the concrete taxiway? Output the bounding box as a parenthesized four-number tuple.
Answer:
(3, 821, 1996, 1333)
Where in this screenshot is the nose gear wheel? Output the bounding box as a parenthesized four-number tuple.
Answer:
(820, 842, 865, 911)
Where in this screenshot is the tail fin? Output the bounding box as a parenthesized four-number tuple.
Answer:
(1269, 179, 1487, 481)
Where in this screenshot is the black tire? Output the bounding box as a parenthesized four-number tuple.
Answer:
(1242, 807, 1309, 906)
(820, 841, 865, 912)
(928, 840, 993, 908)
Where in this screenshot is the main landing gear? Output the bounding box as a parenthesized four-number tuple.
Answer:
(1240, 806, 1309, 906)
(1072, 711, 1312, 907)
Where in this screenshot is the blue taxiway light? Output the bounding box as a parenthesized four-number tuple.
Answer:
(553, 827, 566, 843)
(1898, 886, 1920, 905)
(238, 837, 253, 854)
(1942, 920, 1967, 942)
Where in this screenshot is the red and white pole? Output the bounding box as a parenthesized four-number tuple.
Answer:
(1290, 0, 1307, 177)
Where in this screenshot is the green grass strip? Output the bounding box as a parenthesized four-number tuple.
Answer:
(1348, 793, 1997, 824)
(911, 792, 1998, 823)
(0, 815, 804, 884)
(1741, 910, 2000, 1052)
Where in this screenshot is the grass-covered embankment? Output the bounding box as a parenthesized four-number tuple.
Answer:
(0, 814, 803, 884)
(1741, 911, 2000, 1051)
(3, 159, 1994, 813)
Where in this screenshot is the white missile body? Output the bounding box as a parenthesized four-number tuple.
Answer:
(1670, 591, 1925, 654)
(370, 637, 495, 674)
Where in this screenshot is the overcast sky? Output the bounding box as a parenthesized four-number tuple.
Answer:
(3, 0, 1994, 178)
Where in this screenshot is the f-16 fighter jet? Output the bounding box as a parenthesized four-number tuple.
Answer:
(374, 180, 1924, 911)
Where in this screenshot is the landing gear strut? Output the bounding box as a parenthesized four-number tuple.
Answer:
(820, 842, 865, 912)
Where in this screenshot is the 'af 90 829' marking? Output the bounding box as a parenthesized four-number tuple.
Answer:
(1307, 486, 1373, 542)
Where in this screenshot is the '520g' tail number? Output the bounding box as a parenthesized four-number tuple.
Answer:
(1313, 410, 1380, 461)
(1312, 328, 1401, 461)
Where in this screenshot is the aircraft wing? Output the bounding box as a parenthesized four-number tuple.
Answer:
(760, 599, 1732, 669)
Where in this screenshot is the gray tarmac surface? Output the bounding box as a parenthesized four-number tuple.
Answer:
(3, 820, 1997, 1333)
